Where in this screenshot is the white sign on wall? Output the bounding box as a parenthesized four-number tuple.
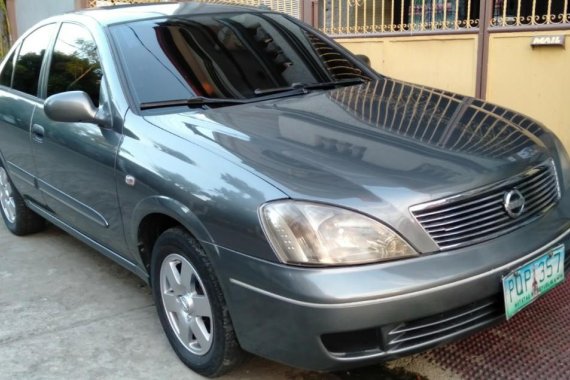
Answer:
(531, 35, 566, 47)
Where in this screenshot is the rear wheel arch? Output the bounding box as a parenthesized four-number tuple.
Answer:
(0, 159, 45, 235)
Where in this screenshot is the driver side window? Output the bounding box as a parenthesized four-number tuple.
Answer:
(47, 23, 103, 107)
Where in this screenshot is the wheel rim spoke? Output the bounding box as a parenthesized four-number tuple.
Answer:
(164, 261, 183, 294)
(0, 168, 16, 223)
(178, 315, 192, 343)
(5, 199, 15, 222)
(179, 261, 192, 292)
(192, 295, 212, 318)
(162, 292, 181, 314)
(190, 317, 211, 350)
(160, 253, 214, 356)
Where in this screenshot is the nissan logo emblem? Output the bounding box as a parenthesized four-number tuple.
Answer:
(504, 189, 525, 218)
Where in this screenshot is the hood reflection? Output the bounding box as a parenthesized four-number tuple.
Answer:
(326, 79, 544, 161)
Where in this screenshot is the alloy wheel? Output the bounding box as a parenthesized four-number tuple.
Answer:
(160, 253, 214, 356)
(0, 167, 16, 224)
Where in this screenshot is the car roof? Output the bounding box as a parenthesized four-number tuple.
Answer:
(74, 1, 264, 26)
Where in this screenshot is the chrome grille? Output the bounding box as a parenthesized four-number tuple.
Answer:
(411, 161, 561, 250)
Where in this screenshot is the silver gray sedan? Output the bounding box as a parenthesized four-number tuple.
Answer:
(0, 2, 568, 377)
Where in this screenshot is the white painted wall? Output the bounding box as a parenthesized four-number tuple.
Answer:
(14, 0, 76, 36)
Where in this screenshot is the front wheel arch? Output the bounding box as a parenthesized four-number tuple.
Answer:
(129, 196, 217, 276)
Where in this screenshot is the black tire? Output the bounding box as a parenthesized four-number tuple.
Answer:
(0, 162, 45, 236)
(151, 227, 246, 377)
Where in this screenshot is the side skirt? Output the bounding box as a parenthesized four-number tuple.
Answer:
(26, 200, 150, 283)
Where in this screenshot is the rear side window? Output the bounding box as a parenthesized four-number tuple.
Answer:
(0, 51, 15, 87)
(12, 23, 57, 96)
(47, 23, 103, 106)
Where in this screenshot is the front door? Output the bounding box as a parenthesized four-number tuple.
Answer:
(31, 22, 127, 256)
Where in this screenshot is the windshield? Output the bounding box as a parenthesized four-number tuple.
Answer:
(111, 12, 372, 104)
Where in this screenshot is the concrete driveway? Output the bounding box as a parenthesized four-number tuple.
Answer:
(1, 222, 568, 379)
(0, 223, 450, 380)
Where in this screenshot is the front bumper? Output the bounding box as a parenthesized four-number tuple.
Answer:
(209, 205, 570, 371)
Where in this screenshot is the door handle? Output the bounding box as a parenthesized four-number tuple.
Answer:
(32, 124, 45, 143)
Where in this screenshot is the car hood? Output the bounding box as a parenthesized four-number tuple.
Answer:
(144, 78, 554, 248)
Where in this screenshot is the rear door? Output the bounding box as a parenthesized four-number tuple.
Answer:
(30, 22, 127, 255)
(0, 23, 58, 204)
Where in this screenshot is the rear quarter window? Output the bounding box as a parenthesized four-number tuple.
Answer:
(12, 23, 57, 97)
(0, 50, 16, 87)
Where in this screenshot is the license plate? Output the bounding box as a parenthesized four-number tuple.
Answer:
(502, 244, 565, 320)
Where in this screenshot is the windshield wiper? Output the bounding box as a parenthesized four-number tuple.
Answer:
(303, 78, 366, 90)
(253, 84, 308, 96)
(254, 78, 366, 96)
(140, 97, 250, 111)
(140, 78, 367, 110)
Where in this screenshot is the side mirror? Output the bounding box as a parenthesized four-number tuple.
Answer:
(44, 91, 111, 128)
(355, 54, 371, 66)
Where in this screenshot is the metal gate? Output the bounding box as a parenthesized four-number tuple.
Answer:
(88, 0, 309, 21)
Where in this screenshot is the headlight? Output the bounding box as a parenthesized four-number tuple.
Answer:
(259, 201, 417, 266)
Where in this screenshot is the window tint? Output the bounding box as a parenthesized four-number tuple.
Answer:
(0, 51, 15, 87)
(47, 23, 103, 106)
(12, 24, 57, 96)
(111, 13, 370, 104)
